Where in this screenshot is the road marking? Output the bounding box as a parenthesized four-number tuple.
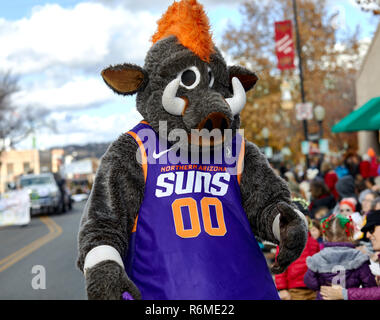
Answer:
(0, 216, 62, 273)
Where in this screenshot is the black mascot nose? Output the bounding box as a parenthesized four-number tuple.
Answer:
(198, 112, 230, 132)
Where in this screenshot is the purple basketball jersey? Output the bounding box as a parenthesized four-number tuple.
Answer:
(124, 121, 280, 300)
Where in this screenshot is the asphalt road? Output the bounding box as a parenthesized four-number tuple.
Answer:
(0, 201, 87, 300)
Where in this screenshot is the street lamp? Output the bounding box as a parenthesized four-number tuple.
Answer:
(292, 0, 310, 169)
(314, 105, 325, 138)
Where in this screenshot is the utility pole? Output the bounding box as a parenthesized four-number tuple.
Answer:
(292, 0, 310, 169)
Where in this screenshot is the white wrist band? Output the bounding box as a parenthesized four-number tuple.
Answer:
(83, 245, 124, 276)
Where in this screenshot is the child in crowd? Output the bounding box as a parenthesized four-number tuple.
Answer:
(313, 207, 330, 220)
(275, 199, 320, 300)
(339, 198, 363, 241)
(320, 209, 380, 300)
(309, 219, 324, 250)
(304, 214, 377, 300)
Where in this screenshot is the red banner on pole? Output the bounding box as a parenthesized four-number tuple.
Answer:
(275, 20, 295, 70)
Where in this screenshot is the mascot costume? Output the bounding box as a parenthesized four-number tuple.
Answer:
(77, 0, 307, 300)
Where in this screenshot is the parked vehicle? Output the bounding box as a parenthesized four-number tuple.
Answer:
(71, 193, 89, 202)
(19, 173, 69, 215)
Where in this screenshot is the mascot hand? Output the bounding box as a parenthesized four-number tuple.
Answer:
(270, 202, 307, 275)
(85, 260, 142, 300)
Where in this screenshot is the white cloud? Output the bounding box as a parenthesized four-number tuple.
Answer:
(94, 0, 244, 13)
(0, 2, 159, 75)
(0, 1, 160, 115)
(2, 0, 242, 149)
(17, 107, 143, 150)
(2, 0, 240, 113)
(13, 76, 115, 110)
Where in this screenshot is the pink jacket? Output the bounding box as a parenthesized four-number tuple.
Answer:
(348, 285, 380, 300)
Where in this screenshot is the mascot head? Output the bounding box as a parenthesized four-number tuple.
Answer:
(101, 0, 258, 146)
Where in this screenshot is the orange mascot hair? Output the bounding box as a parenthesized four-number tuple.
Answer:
(151, 0, 215, 63)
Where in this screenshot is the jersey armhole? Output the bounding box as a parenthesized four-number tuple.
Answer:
(237, 136, 245, 185)
(126, 131, 147, 183)
(125, 130, 147, 234)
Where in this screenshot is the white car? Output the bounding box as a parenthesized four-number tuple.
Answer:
(71, 193, 89, 202)
(19, 173, 62, 215)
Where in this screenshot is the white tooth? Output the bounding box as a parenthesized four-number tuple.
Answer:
(162, 78, 186, 116)
(226, 77, 246, 116)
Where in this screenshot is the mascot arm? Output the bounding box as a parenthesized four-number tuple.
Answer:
(76, 133, 144, 299)
(240, 140, 307, 274)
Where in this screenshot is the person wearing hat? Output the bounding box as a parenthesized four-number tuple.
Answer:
(320, 209, 380, 300)
(361, 209, 380, 265)
(339, 198, 363, 241)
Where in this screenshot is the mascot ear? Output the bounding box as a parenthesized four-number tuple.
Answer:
(101, 63, 148, 95)
(228, 65, 258, 92)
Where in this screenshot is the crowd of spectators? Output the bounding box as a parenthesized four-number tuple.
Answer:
(263, 148, 380, 300)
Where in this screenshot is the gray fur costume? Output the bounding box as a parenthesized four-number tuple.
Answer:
(76, 0, 307, 300)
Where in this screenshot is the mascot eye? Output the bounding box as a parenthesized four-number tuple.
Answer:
(181, 70, 196, 86)
(207, 67, 214, 88)
(179, 66, 201, 89)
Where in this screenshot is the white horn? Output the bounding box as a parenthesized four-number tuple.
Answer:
(162, 78, 186, 116)
(226, 77, 246, 116)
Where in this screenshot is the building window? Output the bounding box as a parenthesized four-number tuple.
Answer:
(6, 163, 14, 175)
(23, 162, 30, 173)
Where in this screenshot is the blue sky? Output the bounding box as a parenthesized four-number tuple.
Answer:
(0, 0, 378, 150)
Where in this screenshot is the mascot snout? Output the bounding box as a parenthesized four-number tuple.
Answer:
(198, 112, 229, 131)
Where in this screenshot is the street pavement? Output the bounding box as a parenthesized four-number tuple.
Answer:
(0, 201, 87, 300)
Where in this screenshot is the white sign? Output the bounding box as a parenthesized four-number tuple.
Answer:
(301, 141, 309, 155)
(319, 139, 329, 154)
(0, 190, 31, 227)
(296, 102, 313, 120)
(61, 159, 93, 176)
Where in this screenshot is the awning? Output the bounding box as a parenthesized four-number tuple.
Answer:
(332, 96, 380, 133)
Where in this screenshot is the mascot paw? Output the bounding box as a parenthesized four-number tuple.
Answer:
(85, 260, 142, 300)
(270, 202, 308, 275)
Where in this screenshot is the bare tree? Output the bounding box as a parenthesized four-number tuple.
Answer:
(0, 72, 56, 192)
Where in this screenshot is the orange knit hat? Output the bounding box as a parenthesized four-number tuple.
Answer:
(339, 199, 356, 212)
(151, 0, 215, 62)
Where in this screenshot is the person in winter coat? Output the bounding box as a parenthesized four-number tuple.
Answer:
(359, 154, 372, 179)
(344, 153, 361, 178)
(338, 198, 363, 241)
(303, 214, 377, 300)
(276, 200, 320, 300)
(321, 161, 339, 200)
(309, 218, 324, 250)
(335, 175, 357, 200)
(373, 197, 380, 211)
(334, 157, 349, 179)
(360, 191, 377, 216)
(320, 209, 380, 300)
(308, 178, 336, 219)
(334, 175, 362, 215)
(367, 148, 379, 178)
